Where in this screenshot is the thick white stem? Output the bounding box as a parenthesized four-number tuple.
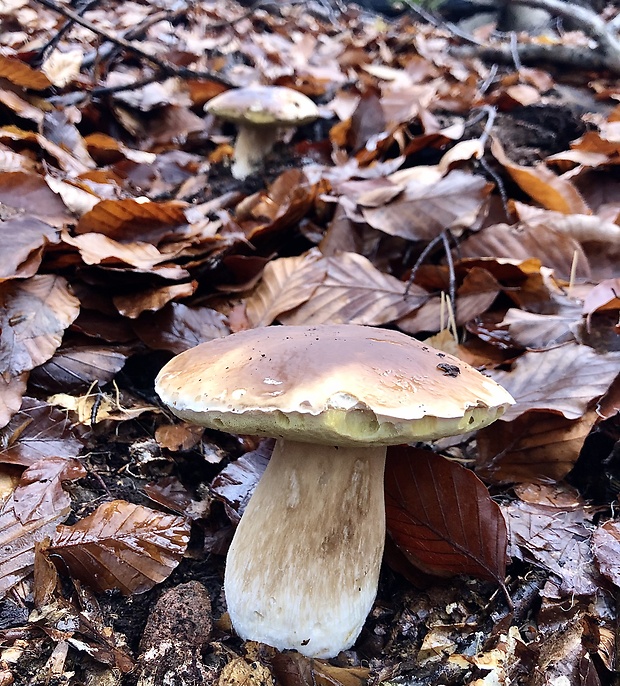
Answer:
(224, 439, 386, 658)
(231, 124, 278, 180)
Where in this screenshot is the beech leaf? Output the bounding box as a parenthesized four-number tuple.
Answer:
(385, 446, 508, 584)
(0, 275, 81, 379)
(489, 344, 620, 421)
(50, 500, 191, 595)
(245, 249, 327, 328)
(280, 251, 427, 326)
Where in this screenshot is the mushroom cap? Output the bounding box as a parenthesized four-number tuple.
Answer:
(155, 325, 514, 446)
(204, 85, 319, 127)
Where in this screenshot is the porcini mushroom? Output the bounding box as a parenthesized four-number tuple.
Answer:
(155, 325, 514, 658)
(204, 85, 319, 180)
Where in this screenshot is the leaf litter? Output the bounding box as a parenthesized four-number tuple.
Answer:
(0, 0, 619, 684)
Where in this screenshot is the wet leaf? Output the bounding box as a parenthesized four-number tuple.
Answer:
(50, 500, 191, 595)
(385, 446, 507, 584)
(0, 397, 86, 466)
(0, 492, 70, 598)
(14, 457, 86, 524)
(272, 653, 369, 686)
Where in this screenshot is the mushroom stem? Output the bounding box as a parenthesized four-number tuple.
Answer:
(232, 124, 279, 179)
(224, 439, 387, 658)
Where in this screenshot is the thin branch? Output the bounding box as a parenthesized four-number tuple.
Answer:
(32, 0, 234, 86)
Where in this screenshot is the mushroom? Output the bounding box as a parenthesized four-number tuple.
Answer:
(155, 325, 514, 658)
(204, 85, 319, 180)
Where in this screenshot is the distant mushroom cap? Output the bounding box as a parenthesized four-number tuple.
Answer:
(155, 324, 514, 446)
(205, 85, 320, 127)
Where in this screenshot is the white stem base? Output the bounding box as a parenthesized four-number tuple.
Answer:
(232, 125, 278, 180)
(224, 440, 386, 658)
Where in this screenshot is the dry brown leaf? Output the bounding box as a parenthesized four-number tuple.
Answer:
(13, 457, 86, 524)
(279, 251, 427, 326)
(75, 198, 190, 244)
(28, 345, 129, 394)
(271, 652, 369, 686)
(0, 171, 72, 225)
(244, 249, 327, 328)
(476, 409, 599, 484)
(0, 55, 51, 89)
(459, 222, 591, 281)
(489, 344, 620, 421)
(113, 281, 197, 319)
(50, 500, 191, 595)
(491, 139, 589, 215)
(582, 278, 620, 317)
(0, 216, 59, 281)
(60, 230, 182, 270)
(360, 170, 491, 241)
(0, 372, 27, 430)
(504, 500, 598, 597)
(133, 302, 230, 354)
(499, 308, 579, 349)
(41, 48, 83, 87)
(592, 522, 620, 588)
(385, 447, 507, 584)
(0, 275, 81, 379)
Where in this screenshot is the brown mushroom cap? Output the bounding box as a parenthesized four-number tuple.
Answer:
(155, 325, 514, 446)
(205, 85, 319, 127)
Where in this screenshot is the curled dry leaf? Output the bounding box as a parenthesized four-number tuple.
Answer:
(271, 652, 369, 686)
(0, 397, 85, 467)
(279, 251, 427, 326)
(244, 249, 327, 328)
(384, 446, 508, 585)
(50, 500, 191, 595)
(476, 409, 599, 484)
(489, 344, 620, 421)
(498, 308, 579, 349)
(491, 138, 589, 215)
(13, 457, 86, 525)
(0, 274, 81, 379)
(0, 215, 59, 281)
(113, 281, 197, 319)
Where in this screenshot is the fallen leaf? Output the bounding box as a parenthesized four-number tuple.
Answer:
(592, 521, 620, 588)
(0, 274, 81, 379)
(385, 446, 507, 584)
(245, 249, 327, 328)
(50, 500, 191, 595)
(280, 251, 427, 326)
(13, 457, 86, 524)
(489, 345, 620, 421)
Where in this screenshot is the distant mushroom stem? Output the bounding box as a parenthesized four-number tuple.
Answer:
(224, 439, 387, 658)
(232, 124, 279, 179)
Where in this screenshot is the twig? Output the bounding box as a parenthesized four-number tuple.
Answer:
(32, 0, 234, 86)
(33, 0, 99, 67)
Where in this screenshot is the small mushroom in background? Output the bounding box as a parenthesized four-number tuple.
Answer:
(205, 85, 320, 180)
(155, 325, 514, 659)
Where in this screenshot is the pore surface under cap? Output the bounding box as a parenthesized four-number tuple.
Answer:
(155, 325, 514, 446)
